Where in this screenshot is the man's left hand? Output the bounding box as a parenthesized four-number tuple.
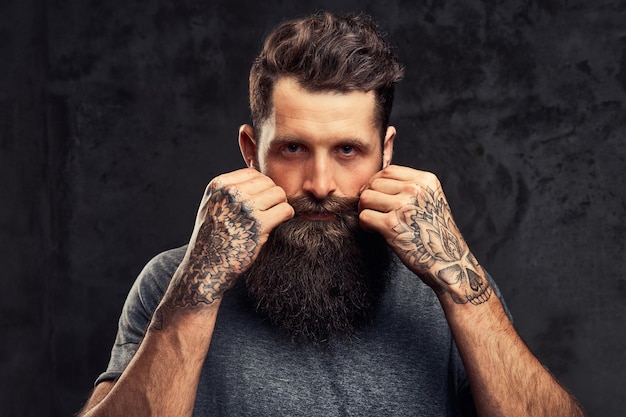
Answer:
(358, 165, 492, 305)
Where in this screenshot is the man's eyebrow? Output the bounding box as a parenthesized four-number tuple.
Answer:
(270, 135, 300, 145)
(271, 135, 374, 149)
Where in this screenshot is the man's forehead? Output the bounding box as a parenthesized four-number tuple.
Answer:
(270, 78, 378, 127)
(272, 77, 376, 101)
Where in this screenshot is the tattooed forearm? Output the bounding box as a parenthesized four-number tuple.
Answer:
(392, 186, 492, 305)
(175, 187, 258, 305)
(151, 187, 259, 332)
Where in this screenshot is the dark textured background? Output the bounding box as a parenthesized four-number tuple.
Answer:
(1, 0, 625, 416)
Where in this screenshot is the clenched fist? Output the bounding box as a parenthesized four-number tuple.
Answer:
(165, 168, 294, 309)
(359, 165, 492, 305)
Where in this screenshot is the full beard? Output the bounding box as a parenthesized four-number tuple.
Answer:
(243, 194, 393, 345)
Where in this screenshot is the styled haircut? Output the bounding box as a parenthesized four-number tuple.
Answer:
(249, 11, 404, 136)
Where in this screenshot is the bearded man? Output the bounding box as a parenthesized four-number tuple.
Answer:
(79, 11, 585, 417)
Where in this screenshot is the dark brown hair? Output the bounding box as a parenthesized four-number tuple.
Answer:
(249, 11, 404, 136)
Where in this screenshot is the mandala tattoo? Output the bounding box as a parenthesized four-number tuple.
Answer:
(167, 187, 259, 309)
(392, 186, 492, 305)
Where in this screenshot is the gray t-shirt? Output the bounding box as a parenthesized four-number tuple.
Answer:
(97, 246, 506, 416)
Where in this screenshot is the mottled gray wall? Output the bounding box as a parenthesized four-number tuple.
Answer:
(1, 0, 625, 416)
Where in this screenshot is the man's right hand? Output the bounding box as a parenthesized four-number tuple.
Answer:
(78, 168, 293, 417)
(160, 168, 294, 314)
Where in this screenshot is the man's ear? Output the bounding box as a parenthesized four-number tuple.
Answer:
(382, 126, 396, 168)
(238, 124, 258, 169)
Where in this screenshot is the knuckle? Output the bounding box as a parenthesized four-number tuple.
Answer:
(358, 189, 371, 204)
(358, 209, 370, 224)
(369, 177, 382, 188)
(274, 185, 288, 200)
(241, 199, 255, 213)
(403, 183, 421, 196)
(381, 165, 394, 175)
(422, 171, 440, 186)
(283, 202, 295, 218)
(383, 214, 397, 230)
(204, 182, 215, 197)
(222, 184, 241, 201)
(206, 176, 225, 195)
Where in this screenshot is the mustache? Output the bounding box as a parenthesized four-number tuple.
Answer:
(288, 195, 359, 217)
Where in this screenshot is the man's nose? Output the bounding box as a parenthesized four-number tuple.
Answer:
(302, 156, 337, 199)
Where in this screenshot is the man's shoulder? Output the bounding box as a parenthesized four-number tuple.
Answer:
(131, 245, 188, 299)
(143, 245, 188, 273)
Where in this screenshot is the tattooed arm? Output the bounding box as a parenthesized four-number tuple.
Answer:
(78, 168, 294, 417)
(359, 165, 585, 417)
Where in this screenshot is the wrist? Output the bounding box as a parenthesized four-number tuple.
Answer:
(437, 287, 510, 332)
(149, 296, 222, 334)
(420, 255, 492, 306)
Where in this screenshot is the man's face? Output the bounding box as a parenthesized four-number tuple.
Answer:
(241, 77, 395, 202)
(238, 77, 396, 344)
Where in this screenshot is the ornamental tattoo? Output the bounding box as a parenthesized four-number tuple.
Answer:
(151, 186, 259, 332)
(173, 187, 258, 306)
(392, 186, 492, 305)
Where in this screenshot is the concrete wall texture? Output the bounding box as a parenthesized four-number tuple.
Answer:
(1, 0, 625, 416)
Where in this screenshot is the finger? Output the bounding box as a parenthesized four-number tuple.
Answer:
(256, 201, 295, 235)
(372, 165, 437, 184)
(378, 165, 424, 180)
(361, 166, 418, 195)
(226, 167, 266, 182)
(358, 208, 394, 236)
(206, 170, 276, 207)
(358, 189, 403, 213)
(248, 185, 289, 212)
(209, 168, 269, 194)
(234, 172, 278, 197)
(364, 177, 406, 194)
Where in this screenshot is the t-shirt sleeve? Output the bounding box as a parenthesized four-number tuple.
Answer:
(95, 246, 186, 385)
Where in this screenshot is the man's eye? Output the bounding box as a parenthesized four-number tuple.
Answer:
(339, 145, 355, 155)
(284, 144, 301, 153)
(281, 143, 306, 156)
